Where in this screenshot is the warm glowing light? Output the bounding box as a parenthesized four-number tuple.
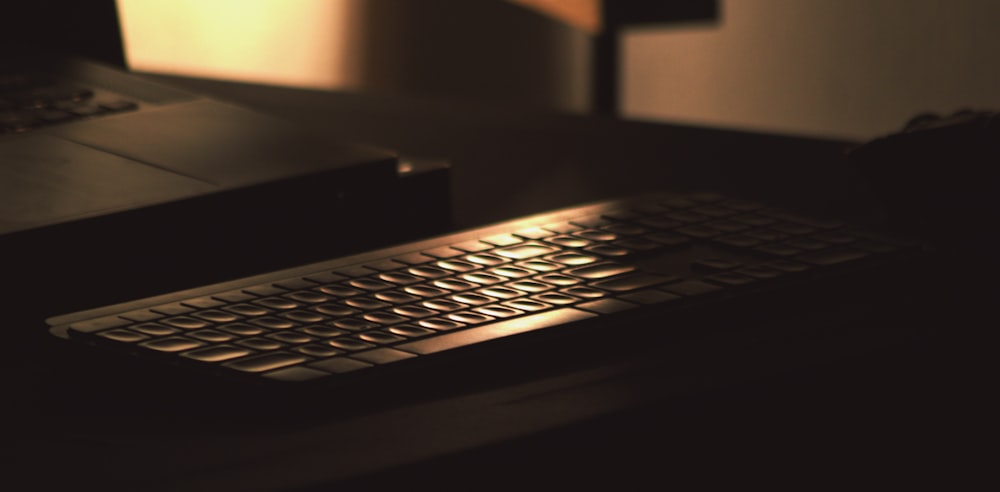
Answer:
(508, 0, 602, 33)
(116, 0, 363, 89)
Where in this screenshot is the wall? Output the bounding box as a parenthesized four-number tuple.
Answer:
(117, 0, 593, 112)
(621, 0, 1000, 141)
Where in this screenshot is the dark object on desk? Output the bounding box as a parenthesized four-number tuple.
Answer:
(848, 109, 1000, 252)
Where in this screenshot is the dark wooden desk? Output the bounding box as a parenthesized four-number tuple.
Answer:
(5, 75, 972, 491)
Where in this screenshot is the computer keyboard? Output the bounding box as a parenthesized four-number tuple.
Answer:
(1, 71, 137, 133)
(47, 190, 924, 388)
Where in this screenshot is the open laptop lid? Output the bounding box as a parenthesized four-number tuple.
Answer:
(2, 0, 126, 67)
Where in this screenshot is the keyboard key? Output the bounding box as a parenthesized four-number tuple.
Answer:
(250, 317, 297, 330)
(516, 260, 562, 272)
(378, 272, 423, 285)
(375, 291, 421, 304)
(490, 266, 536, 278)
(481, 234, 523, 246)
(561, 286, 607, 299)
(392, 306, 444, 321)
(282, 310, 327, 323)
(141, 337, 204, 353)
(542, 222, 582, 234)
(433, 279, 480, 291)
(97, 329, 148, 343)
(447, 311, 495, 325)
(583, 244, 631, 257)
(364, 259, 407, 272)
(278, 346, 327, 365)
(474, 305, 523, 318)
(478, 286, 524, 299)
(392, 252, 436, 264)
(388, 325, 437, 338)
(408, 266, 450, 278)
(422, 246, 465, 258)
(507, 280, 554, 293)
(545, 235, 591, 248)
(450, 240, 493, 252)
(532, 292, 579, 305)
(118, 309, 164, 323)
(182, 345, 252, 362)
(225, 304, 271, 317)
(351, 348, 416, 365)
(345, 297, 392, 310)
(300, 325, 348, 338)
(263, 367, 331, 382)
(660, 280, 722, 297)
(308, 357, 372, 374)
(514, 227, 555, 239)
(463, 253, 509, 266)
(590, 273, 680, 292)
(332, 318, 378, 331)
(450, 293, 495, 305)
(274, 278, 319, 290)
(69, 316, 131, 333)
(302, 271, 348, 284)
(269, 332, 314, 344)
(180, 297, 225, 309)
(131, 323, 179, 336)
(150, 302, 195, 316)
(237, 338, 284, 351)
(219, 322, 266, 336)
(547, 252, 598, 266)
(358, 331, 408, 345)
(189, 330, 235, 343)
(334, 265, 377, 277)
(314, 304, 359, 317)
(285, 291, 330, 304)
(461, 272, 506, 285)
(255, 297, 301, 310)
(436, 259, 480, 272)
(577, 299, 639, 314)
(404, 285, 451, 298)
(224, 352, 307, 373)
(326, 338, 376, 351)
(494, 243, 559, 259)
(363, 312, 410, 325)
(503, 299, 551, 312)
(567, 262, 635, 280)
(397, 308, 596, 355)
(574, 230, 618, 242)
(192, 310, 241, 323)
(161, 316, 211, 330)
(316, 284, 364, 297)
(535, 274, 580, 286)
(618, 290, 682, 305)
(243, 284, 288, 296)
(347, 278, 395, 291)
(418, 318, 466, 331)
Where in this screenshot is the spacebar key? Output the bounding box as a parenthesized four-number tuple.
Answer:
(396, 308, 597, 355)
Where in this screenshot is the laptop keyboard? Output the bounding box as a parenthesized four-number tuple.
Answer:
(48, 191, 922, 386)
(1, 72, 137, 133)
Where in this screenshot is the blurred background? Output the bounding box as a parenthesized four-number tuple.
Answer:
(117, 0, 1000, 141)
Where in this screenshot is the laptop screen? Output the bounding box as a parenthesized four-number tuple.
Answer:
(2, 0, 125, 67)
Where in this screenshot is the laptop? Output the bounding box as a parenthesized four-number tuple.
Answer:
(2, 1, 454, 323)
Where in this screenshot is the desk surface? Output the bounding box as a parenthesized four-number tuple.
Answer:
(5, 75, 976, 491)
